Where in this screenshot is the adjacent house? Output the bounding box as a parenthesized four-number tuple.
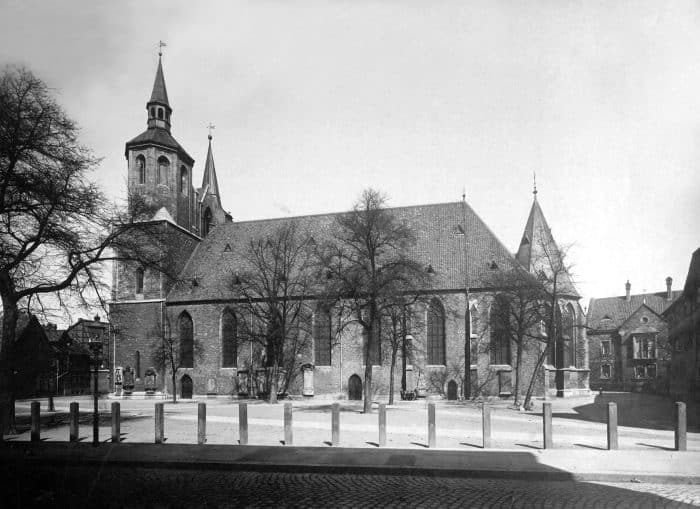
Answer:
(663, 247, 700, 402)
(587, 279, 680, 393)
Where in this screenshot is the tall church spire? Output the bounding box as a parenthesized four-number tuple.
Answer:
(201, 133, 222, 207)
(146, 50, 172, 132)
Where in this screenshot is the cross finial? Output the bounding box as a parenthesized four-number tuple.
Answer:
(158, 40, 167, 57)
(207, 123, 216, 140)
(533, 171, 538, 197)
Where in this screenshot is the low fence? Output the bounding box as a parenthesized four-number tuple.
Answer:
(4, 400, 690, 452)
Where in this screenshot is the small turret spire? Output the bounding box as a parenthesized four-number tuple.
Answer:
(201, 132, 222, 207)
(533, 171, 538, 198)
(146, 44, 172, 132)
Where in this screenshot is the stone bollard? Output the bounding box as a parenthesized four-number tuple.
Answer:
(331, 403, 340, 446)
(675, 402, 687, 451)
(606, 402, 618, 450)
(69, 402, 79, 442)
(155, 403, 164, 444)
(31, 401, 40, 442)
(542, 402, 552, 449)
(428, 402, 436, 448)
(198, 403, 206, 445)
(239, 403, 248, 445)
(284, 403, 293, 446)
(378, 404, 386, 447)
(482, 403, 491, 449)
(111, 402, 120, 444)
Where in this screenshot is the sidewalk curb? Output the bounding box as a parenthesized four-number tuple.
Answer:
(2, 442, 699, 485)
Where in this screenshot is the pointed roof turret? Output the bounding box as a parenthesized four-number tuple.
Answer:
(516, 193, 579, 297)
(149, 56, 170, 107)
(200, 134, 222, 207)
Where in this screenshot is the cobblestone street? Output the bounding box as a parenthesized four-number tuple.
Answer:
(7, 465, 700, 508)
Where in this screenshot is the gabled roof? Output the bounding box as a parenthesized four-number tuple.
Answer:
(124, 128, 194, 165)
(166, 201, 521, 303)
(516, 197, 579, 297)
(200, 137, 222, 207)
(588, 290, 682, 331)
(683, 247, 700, 297)
(148, 56, 170, 107)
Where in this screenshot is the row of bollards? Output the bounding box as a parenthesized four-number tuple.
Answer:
(18, 399, 689, 451)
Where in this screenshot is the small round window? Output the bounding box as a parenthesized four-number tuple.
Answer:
(641, 316, 649, 324)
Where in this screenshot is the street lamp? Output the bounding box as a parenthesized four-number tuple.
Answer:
(87, 338, 103, 447)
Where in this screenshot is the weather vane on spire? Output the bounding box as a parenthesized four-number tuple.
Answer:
(533, 171, 538, 196)
(462, 186, 466, 202)
(207, 123, 216, 140)
(158, 40, 167, 57)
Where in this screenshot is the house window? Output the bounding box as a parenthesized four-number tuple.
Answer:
(179, 312, 194, 368)
(221, 308, 237, 368)
(601, 340, 611, 356)
(632, 334, 656, 359)
(157, 156, 169, 185)
(635, 364, 645, 379)
(313, 306, 332, 366)
(136, 155, 146, 184)
(135, 268, 144, 294)
(490, 295, 511, 365)
(601, 364, 611, 379)
(427, 298, 446, 365)
(635, 363, 657, 379)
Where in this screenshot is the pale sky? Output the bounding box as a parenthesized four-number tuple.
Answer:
(1, 0, 699, 311)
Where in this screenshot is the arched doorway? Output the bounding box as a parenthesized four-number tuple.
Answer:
(180, 374, 193, 399)
(447, 380, 458, 400)
(348, 374, 362, 400)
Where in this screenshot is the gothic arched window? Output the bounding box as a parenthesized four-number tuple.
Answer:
(135, 350, 141, 378)
(157, 108, 164, 119)
(202, 207, 212, 236)
(179, 166, 188, 196)
(490, 295, 511, 365)
(427, 298, 446, 365)
(179, 312, 194, 368)
(136, 155, 146, 184)
(135, 268, 144, 294)
(221, 308, 237, 368)
(314, 305, 332, 366)
(157, 156, 169, 185)
(562, 304, 575, 367)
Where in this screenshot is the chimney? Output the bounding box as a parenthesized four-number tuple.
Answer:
(625, 280, 631, 301)
(666, 276, 673, 301)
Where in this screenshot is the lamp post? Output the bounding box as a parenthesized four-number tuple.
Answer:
(87, 338, 103, 447)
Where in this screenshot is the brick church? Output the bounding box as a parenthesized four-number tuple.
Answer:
(109, 56, 590, 400)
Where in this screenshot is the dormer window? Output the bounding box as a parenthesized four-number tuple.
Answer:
(150, 107, 155, 118)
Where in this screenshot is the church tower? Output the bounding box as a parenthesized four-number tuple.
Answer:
(124, 53, 196, 233)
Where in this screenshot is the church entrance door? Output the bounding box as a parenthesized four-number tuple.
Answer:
(447, 380, 458, 400)
(348, 374, 362, 400)
(180, 374, 193, 399)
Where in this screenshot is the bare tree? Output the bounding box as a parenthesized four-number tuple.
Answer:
(230, 220, 316, 403)
(150, 314, 203, 403)
(0, 67, 179, 428)
(317, 189, 428, 412)
(488, 268, 546, 406)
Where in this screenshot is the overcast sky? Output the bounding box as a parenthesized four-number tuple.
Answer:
(1, 0, 699, 310)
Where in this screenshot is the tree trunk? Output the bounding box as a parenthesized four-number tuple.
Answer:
(514, 340, 523, 406)
(0, 294, 19, 432)
(523, 345, 549, 410)
(363, 307, 377, 413)
(400, 336, 407, 394)
(171, 370, 177, 403)
(269, 365, 278, 404)
(388, 348, 397, 406)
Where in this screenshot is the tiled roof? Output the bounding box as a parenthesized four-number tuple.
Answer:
(587, 290, 682, 330)
(125, 128, 194, 165)
(166, 201, 521, 303)
(516, 198, 579, 297)
(149, 56, 170, 107)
